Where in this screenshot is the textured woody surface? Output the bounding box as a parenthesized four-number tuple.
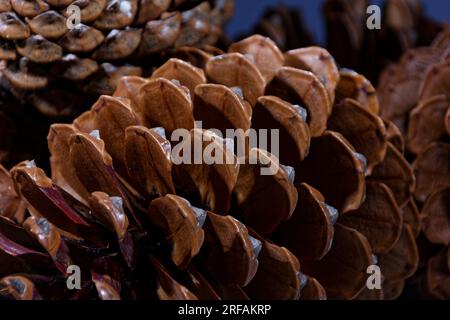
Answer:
(0, 0, 234, 169)
(0, 0, 234, 117)
(324, 0, 445, 83)
(376, 25, 450, 299)
(0, 35, 419, 300)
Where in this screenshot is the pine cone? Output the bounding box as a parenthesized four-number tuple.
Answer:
(0, 35, 418, 300)
(378, 27, 450, 299)
(246, 5, 314, 52)
(323, 0, 444, 83)
(0, 0, 234, 117)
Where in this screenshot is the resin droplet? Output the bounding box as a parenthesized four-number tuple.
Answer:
(192, 206, 207, 228)
(110, 196, 124, 211)
(152, 127, 167, 140)
(280, 164, 295, 184)
(89, 130, 100, 140)
(292, 104, 308, 122)
(354, 152, 367, 172)
(372, 254, 378, 265)
(231, 86, 244, 99)
(324, 203, 339, 225)
(26, 160, 36, 168)
(297, 272, 308, 290)
(248, 235, 262, 258)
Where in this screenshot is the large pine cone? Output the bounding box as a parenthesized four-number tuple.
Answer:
(0, 0, 234, 117)
(378, 27, 450, 299)
(0, 35, 418, 300)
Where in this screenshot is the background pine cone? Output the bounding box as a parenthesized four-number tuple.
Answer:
(245, 0, 445, 85)
(0, 0, 234, 169)
(325, 0, 444, 83)
(377, 27, 450, 299)
(0, 0, 234, 117)
(247, 5, 314, 51)
(0, 35, 420, 300)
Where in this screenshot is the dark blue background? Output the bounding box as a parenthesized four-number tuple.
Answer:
(226, 0, 450, 44)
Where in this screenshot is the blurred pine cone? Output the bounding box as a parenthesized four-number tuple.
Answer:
(324, 0, 445, 83)
(0, 35, 418, 300)
(377, 27, 450, 299)
(0, 0, 234, 117)
(247, 0, 445, 84)
(247, 5, 314, 51)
